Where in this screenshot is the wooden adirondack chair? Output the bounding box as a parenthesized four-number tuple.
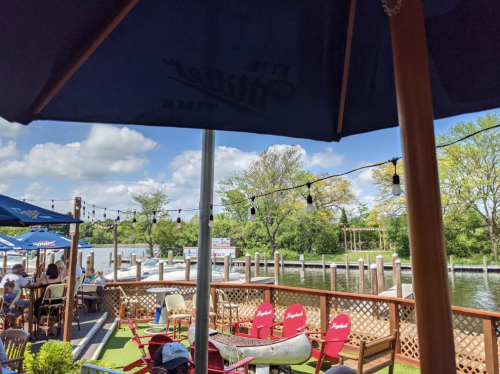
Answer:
(270, 303, 309, 340)
(190, 341, 254, 374)
(232, 302, 275, 340)
(309, 313, 351, 374)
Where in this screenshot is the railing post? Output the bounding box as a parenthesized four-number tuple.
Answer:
(484, 317, 499, 374)
(320, 295, 328, 332)
(265, 288, 271, 304)
(389, 301, 401, 355)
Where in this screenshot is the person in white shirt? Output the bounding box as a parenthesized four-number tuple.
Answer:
(0, 264, 31, 306)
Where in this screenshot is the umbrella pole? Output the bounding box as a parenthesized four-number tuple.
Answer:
(63, 197, 81, 342)
(389, 1, 455, 373)
(35, 250, 40, 276)
(194, 129, 215, 373)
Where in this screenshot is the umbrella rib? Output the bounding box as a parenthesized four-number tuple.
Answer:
(336, 0, 357, 134)
(30, 0, 141, 116)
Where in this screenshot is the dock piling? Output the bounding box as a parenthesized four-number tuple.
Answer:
(117, 253, 122, 269)
(395, 259, 402, 298)
(274, 252, 279, 285)
(263, 253, 267, 270)
(2, 253, 6, 276)
(358, 258, 365, 294)
(322, 254, 325, 271)
(255, 252, 260, 277)
(330, 263, 337, 291)
(345, 254, 349, 269)
(131, 253, 136, 266)
(392, 253, 398, 280)
(109, 252, 112, 266)
(22, 258, 27, 273)
(483, 256, 488, 273)
(376, 255, 384, 294)
(77, 251, 82, 268)
(168, 251, 173, 265)
(280, 253, 284, 272)
(136, 260, 141, 281)
(450, 255, 454, 272)
(245, 254, 251, 284)
(224, 254, 230, 282)
(300, 254, 305, 270)
(86, 254, 91, 270)
(370, 264, 378, 295)
(159, 261, 164, 281)
(185, 257, 191, 281)
(90, 251, 95, 270)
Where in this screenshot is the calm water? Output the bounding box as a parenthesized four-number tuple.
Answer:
(79, 247, 500, 313)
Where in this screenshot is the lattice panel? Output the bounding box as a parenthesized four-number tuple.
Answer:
(399, 304, 419, 360)
(272, 290, 321, 333)
(215, 287, 265, 330)
(101, 287, 121, 317)
(328, 296, 390, 346)
(453, 314, 486, 374)
(495, 319, 500, 371)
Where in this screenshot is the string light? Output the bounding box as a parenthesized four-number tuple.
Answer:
(132, 210, 137, 228)
(152, 211, 157, 229)
(116, 210, 121, 224)
(92, 205, 95, 218)
(177, 209, 182, 229)
(103, 208, 107, 220)
(208, 205, 214, 227)
(391, 158, 402, 196)
(51, 199, 54, 212)
(82, 202, 85, 216)
(306, 183, 314, 213)
(250, 197, 256, 222)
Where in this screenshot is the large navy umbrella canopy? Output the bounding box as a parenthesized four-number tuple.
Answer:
(0, 233, 37, 251)
(0, 0, 499, 141)
(0, 194, 82, 227)
(14, 228, 92, 249)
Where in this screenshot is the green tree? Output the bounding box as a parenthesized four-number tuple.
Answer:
(372, 161, 406, 220)
(386, 214, 410, 257)
(437, 113, 500, 261)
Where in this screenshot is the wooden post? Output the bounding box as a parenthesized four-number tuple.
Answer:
(390, 1, 456, 371)
(358, 258, 364, 294)
(63, 196, 81, 342)
(483, 317, 499, 374)
(90, 251, 95, 270)
(343, 227, 347, 251)
(22, 258, 27, 274)
(50, 252, 55, 264)
(274, 252, 279, 285)
(392, 253, 399, 280)
(185, 257, 191, 281)
(42, 248, 46, 267)
(345, 254, 349, 269)
(330, 263, 337, 291)
(320, 295, 328, 332)
(158, 261, 164, 281)
(2, 253, 6, 276)
(254, 252, 260, 277)
(168, 251, 173, 265)
(484, 256, 488, 273)
(263, 253, 267, 269)
(450, 255, 454, 272)
(370, 264, 378, 295)
(117, 253, 122, 269)
(136, 260, 141, 281)
(108, 252, 112, 265)
(376, 255, 384, 294)
(224, 254, 230, 282)
(395, 260, 402, 298)
(322, 254, 326, 271)
(131, 253, 136, 266)
(389, 302, 401, 354)
(35, 250, 40, 277)
(280, 253, 284, 271)
(245, 254, 251, 283)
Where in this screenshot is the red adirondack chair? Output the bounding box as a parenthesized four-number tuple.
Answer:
(270, 303, 309, 340)
(309, 313, 351, 374)
(232, 302, 275, 340)
(190, 341, 254, 374)
(123, 318, 175, 374)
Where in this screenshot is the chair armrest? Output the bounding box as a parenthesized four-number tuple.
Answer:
(138, 335, 153, 339)
(2, 356, 24, 365)
(319, 338, 351, 344)
(224, 356, 254, 372)
(296, 324, 309, 332)
(338, 351, 358, 361)
(306, 331, 326, 336)
(231, 319, 252, 326)
(270, 322, 283, 328)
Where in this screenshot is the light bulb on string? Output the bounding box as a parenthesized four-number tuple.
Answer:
(391, 158, 402, 196)
(82, 202, 85, 216)
(152, 211, 157, 229)
(132, 210, 137, 228)
(177, 209, 182, 229)
(92, 205, 95, 218)
(75, 200, 80, 210)
(306, 183, 314, 213)
(116, 210, 121, 224)
(103, 208, 107, 220)
(208, 204, 214, 227)
(51, 199, 54, 212)
(249, 197, 256, 222)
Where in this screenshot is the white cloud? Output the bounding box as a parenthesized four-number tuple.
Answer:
(0, 139, 18, 160)
(21, 182, 53, 201)
(307, 147, 344, 168)
(0, 184, 8, 194)
(0, 118, 25, 138)
(0, 124, 156, 181)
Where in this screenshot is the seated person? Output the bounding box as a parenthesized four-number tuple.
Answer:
(152, 342, 194, 374)
(92, 270, 106, 285)
(0, 264, 31, 307)
(55, 260, 68, 278)
(1, 281, 17, 314)
(33, 263, 64, 319)
(86, 268, 97, 283)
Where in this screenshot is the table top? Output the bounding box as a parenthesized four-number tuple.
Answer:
(146, 287, 179, 294)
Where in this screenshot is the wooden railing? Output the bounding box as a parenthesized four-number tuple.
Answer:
(102, 281, 500, 374)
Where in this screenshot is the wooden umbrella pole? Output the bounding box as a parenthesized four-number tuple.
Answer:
(389, 1, 456, 372)
(63, 197, 81, 342)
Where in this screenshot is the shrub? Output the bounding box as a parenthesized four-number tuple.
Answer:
(24, 341, 77, 374)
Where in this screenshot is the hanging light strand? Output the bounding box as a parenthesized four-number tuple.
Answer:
(176, 209, 182, 229)
(208, 204, 214, 227)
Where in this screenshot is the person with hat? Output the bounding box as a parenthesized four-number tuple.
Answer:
(152, 342, 194, 374)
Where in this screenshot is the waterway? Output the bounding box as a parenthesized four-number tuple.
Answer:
(79, 247, 500, 313)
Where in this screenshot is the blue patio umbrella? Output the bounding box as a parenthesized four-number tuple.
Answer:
(13, 228, 92, 250)
(0, 233, 37, 251)
(0, 194, 82, 227)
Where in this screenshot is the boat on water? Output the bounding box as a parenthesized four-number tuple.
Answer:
(143, 264, 244, 282)
(105, 257, 184, 281)
(187, 323, 312, 365)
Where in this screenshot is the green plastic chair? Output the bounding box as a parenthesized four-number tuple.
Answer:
(193, 293, 216, 328)
(165, 294, 192, 339)
(215, 289, 239, 332)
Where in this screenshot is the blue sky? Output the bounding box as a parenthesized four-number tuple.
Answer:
(0, 109, 491, 221)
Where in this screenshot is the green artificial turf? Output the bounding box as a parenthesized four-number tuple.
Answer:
(100, 324, 420, 374)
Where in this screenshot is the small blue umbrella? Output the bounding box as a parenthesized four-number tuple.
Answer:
(14, 228, 92, 249)
(0, 194, 82, 227)
(0, 233, 37, 251)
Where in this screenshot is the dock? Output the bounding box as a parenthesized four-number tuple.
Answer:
(226, 276, 274, 284)
(378, 283, 414, 299)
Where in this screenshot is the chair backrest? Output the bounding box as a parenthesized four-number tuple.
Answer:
(42, 283, 66, 302)
(215, 289, 229, 304)
(127, 317, 146, 356)
(165, 294, 187, 312)
(252, 302, 275, 339)
(74, 275, 84, 295)
(1, 329, 29, 361)
(0, 297, 4, 312)
(4, 290, 20, 313)
(358, 330, 399, 373)
(324, 313, 351, 358)
(281, 304, 307, 338)
(148, 334, 175, 360)
(118, 286, 129, 299)
(193, 293, 214, 309)
(190, 341, 224, 373)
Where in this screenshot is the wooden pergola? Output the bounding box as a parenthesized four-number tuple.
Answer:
(342, 226, 386, 251)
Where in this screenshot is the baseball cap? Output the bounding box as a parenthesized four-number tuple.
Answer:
(153, 342, 193, 371)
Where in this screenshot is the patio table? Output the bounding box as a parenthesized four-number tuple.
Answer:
(146, 287, 178, 324)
